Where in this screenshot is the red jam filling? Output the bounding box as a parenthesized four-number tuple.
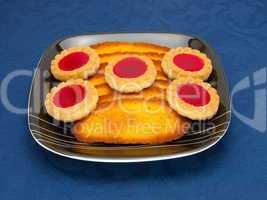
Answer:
(113, 57, 147, 78)
(173, 53, 204, 72)
(53, 84, 86, 108)
(58, 52, 89, 71)
(177, 83, 210, 107)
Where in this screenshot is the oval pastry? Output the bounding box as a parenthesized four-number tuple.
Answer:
(167, 77, 220, 120)
(51, 47, 100, 81)
(105, 54, 157, 93)
(45, 79, 98, 122)
(73, 99, 190, 144)
(162, 47, 212, 80)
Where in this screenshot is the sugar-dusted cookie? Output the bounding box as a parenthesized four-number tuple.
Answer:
(162, 47, 212, 80)
(45, 79, 98, 122)
(167, 77, 220, 120)
(51, 47, 100, 81)
(105, 54, 157, 93)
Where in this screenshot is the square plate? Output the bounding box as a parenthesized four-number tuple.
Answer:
(28, 33, 231, 163)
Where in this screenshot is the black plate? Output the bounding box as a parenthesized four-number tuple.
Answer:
(28, 33, 231, 163)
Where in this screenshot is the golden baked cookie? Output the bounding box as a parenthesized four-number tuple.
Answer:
(100, 52, 164, 64)
(162, 47, 212, 80)
(104, 54, 157, 93)
(167, 77, 220, 120)
(51, 47, 100, 81)
(91, 41, 169, 55)
(45, 79, 98, 122)
(73, 99, 190, 144)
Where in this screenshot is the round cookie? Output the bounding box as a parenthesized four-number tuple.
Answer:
(105, 54, 157, 93)
(167, 77, 220, 120)
(45, 79, 98, 122)
(51, 47, 100, 81)
(162, 47, 212, 80)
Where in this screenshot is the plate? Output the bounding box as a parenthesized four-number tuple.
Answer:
(28, 33, 231, 163)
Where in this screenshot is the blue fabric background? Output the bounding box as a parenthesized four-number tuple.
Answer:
(0, 0, 266, 199)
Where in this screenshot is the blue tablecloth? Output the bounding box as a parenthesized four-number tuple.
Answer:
(0, 0, 266, 199)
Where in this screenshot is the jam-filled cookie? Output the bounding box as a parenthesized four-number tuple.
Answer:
(51, 47, 100, 81)
(45, 79, 98, 122)
(105, 54, 157, 93)
(167, 77, 220, 120)
(162, 47, 212, 80)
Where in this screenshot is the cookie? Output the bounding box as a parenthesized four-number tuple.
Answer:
(91, 41, 169, 55)
(104, 54, 157, 93)
(51, 47, 100, 81)
(162, 47, 212, 80)
(73, 99, 190, 144)
(167, 77, 220, 120)
(45, 79, 98, 122)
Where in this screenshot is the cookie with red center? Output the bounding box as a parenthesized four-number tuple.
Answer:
(51, 47, 100, 81)
(104, 54, 157, 93)
(162, 47, 213, 80)
(167, 77, 220, 120)
(45, 79, 98, 122)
